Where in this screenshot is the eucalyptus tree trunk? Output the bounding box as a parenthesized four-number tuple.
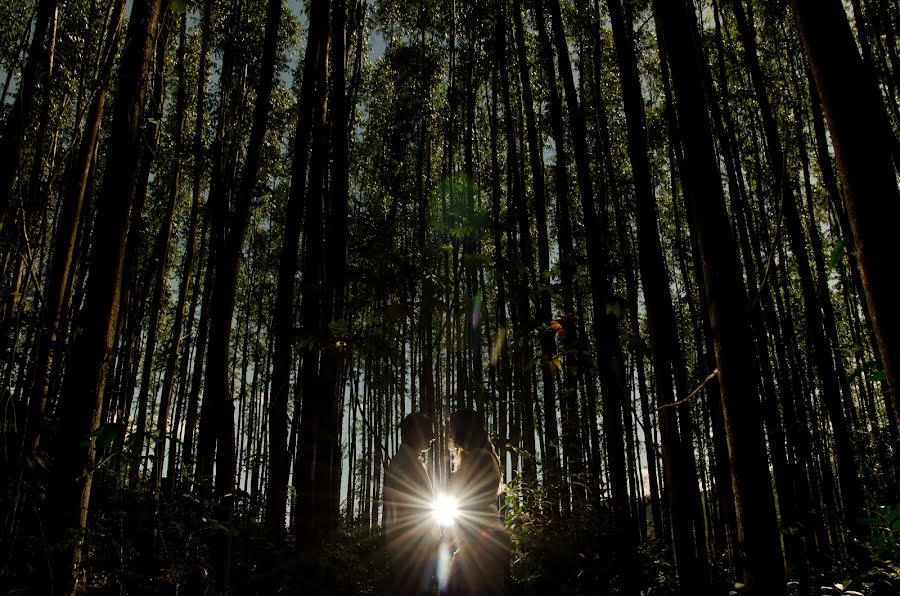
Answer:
(790, 0, 900, 440)
(731, 0, 861, 529)
(130, 11, 174, 479)
(653, 0, 786, 592)
(0, 0, 59, 229)
(267, 0, 329, 536)
(183, 234, 213, 476)
(200, 0, 283, 587)
(417, 19, 437, 436)
(116, 7, 176, 435)
(150, 13, 189, 494)
(512, 0, 561, 515)
(607, 0, 707, 586)
(45, 0, 165, 591)
(545, 0, 637, 588)
(23, 0, 127, 459)
(313, 0, 353, 545)
(533, 0, 586, 507)
(161, 0, 212, 495)
(701, 1, 801, 571)
(293, 0, 331, 548)
(461, 17, 482, 414)
(497, 0, 537, 485)
(488, 65, 512, 483)
(803, 0, 900, 501)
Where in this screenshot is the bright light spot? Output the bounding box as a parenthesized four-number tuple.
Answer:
(432, 496, 459, 527)
(437, 540, 452, 590)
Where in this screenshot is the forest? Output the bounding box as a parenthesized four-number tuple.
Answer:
(0, 0, 899, 593)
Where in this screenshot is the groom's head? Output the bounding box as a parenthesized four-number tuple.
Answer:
(400, 412, 435, 453)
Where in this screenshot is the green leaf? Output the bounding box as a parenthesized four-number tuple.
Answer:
(828, 238, 848, 271)
(328, 318, 350, 337)
(79, 430, 98, 447)
(606, 299, 625, 320)
(867, 370, 887, 383)
(80, 424, 115, 447)
(96, 423, 122, 452)
(170, 0, 191, 14)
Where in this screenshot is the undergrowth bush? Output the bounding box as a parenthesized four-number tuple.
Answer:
(7, 466, 898, 595)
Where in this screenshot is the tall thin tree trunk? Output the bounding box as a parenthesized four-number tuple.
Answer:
(607, 0, 708, 586)
(150, 12, 189, 494)
(267, 0, 329, 535)
(790, 0, 900, 439)
(731, 0, 862, 528)
(512, 0, 561, 515)
(162, 0, 212, 495)
(44, 0, 164, 591)
(201, 0, 283, 588)
(23, 0, 127, 459)
(545, 0, 638, 589)
(131, 11, 174, 480)
(653, 0, 787, 591)
(293, 0, 331, 548)
(313, 0, 352, 545)
(497, 0, 537, 485)
(0, 0, 59, 229)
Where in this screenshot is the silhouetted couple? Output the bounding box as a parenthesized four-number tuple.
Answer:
(383, 409, 511, 595)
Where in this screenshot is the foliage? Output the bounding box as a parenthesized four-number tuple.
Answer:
(2, 0, 900, 593)
(503, 478, 690, 595)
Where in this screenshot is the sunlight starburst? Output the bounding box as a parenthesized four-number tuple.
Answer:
(432, 495, 459, 527)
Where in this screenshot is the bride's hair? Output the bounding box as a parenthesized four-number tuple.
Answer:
(449, 408, 504, 491)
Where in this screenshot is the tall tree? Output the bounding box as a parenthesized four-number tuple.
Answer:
(160, 0, 213, 496)
(790, 0, 900, 439)
(23, 0, 127, 460)
(313, 0, 353, 544)
(44, 0, 166, 591)
(511, 0, 562, 514)
(149, 12, 189, 495)
(0, 0, 59, 230)
(267, 0, 329, 536)
(293, 0, 331, 549)
(130, 11, 175, 479)
(653, 0, 786, 592)
(199, 0, 283, 588)
(545, 0, 637, 589)
(606, 0, 708, 587)
(730, 0, 861, 528)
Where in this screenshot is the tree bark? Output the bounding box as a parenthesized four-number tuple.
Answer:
(44, 0, 164, 591)
(790, 0, 900, 439)
(0, 0, 59, 229)
(267, 0, 328, 537)
(131, 10, 174, 481)
(545, 0, 638, 589)
(150, 12, 189, 494)
(607, 0, 708, 586)
(731, 0, 861, 528)
(512, 0, 561, 515)
(201, 0, 283, 588)
(653, 0, 787, 591)
(162, 0, 212, 495)
(23, 0, 127, 460)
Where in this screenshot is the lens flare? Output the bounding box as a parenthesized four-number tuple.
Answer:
(432, 495, 459, 527)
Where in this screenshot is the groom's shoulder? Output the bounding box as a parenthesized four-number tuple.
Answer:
(388, 444, 415, 467)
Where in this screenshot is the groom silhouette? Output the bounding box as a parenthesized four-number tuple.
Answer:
(383, 412, 438, 595)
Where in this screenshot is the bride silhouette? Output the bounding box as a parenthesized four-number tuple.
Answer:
(444, 408, 511, 595)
